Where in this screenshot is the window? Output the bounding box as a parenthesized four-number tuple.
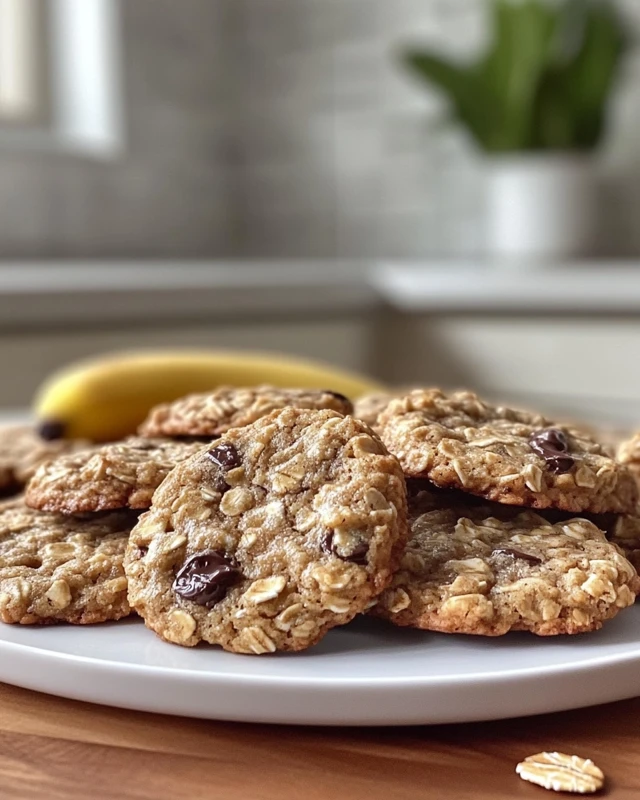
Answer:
(0, 0, 124, 157)
(0, 0, 47, 124)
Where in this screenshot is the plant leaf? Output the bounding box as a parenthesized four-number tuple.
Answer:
(563, 0, 627, 147)
(530, 67, 577, 149)
(403, 51, 495, 150)
(400, 0, 628, 153)
(478, 0, 558, 150)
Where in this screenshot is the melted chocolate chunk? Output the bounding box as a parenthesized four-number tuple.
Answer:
(493, 547, 542, 566)
(405, 477, 432, 496)
(207, 443, 241, 469)
(173, 550, 240, 607)
(546, 455, 575, 474)
(322, 532, 368, 564)
(321, 533, 334, 555)
(37, 420, 66, 441)
(323, 389, 350, 403)
(213, 476, 230, 494)
(531, 428, 569, 451)
(529, 428, 575, 474)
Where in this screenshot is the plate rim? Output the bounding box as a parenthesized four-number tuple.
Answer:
(2, 626, 640, 688)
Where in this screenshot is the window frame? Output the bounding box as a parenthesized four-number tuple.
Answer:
(0, 0, 124, 158)
(0, 0, 50, 126)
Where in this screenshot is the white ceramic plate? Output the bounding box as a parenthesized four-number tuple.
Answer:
(0, 608, 639, 726)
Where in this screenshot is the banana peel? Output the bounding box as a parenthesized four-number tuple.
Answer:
(33, 349, 386, 442)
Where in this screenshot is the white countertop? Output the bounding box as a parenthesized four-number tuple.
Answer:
(373, 261, 640, 313)
(1, 260, 640, 328)
(0, 261, 376, 327)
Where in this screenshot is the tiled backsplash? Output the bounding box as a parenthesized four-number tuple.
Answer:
(1, 0, 639, 259)
(0, 0, 232, 258)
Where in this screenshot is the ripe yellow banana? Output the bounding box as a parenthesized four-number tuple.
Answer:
(33, 349, 387, 442)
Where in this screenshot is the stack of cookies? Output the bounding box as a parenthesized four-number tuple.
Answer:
(610, 433, 640, 572)
(371, 390, 639, 636)
(0, 384, 638, 655)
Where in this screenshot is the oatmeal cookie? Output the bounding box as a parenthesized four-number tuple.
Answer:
(373, 492, 638, 635)
(138, 386, 353, 438)
(353, 392, 396, 428)
(126, 407, 407, 652)
(378, 390, 637, 514)
(0, 498, 135, 624)
(0, 424, 91, 493)
(617, 432, 640, 485)
(354, 388, 425, 428)
(609, 511, 640, 572)
(25, 437, 205, 514)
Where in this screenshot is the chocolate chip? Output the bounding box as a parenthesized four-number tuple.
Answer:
(322, 532, 368, 564)
(547, 456, 575, 474)
(531, 428, 569, 452)
(207, 443, 241, 469)
(529, 428, 575, 474)
(213, 476, 230, 494)
(132, 442, 157, 452)
(493, 547, 542, 566)
(405, 477, 432, 496)
(37, 420, 66, 441)
(173, 550, 240, 608)
(321, 533, 333, 554)
(323, 389, 350, 403)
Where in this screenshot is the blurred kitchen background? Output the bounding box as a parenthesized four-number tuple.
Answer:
(2, 0, 640, 423)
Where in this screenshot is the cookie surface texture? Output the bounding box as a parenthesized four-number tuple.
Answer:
(378, 389, 637, 514)
(25, 437, 205, 514)
(0, 498, 135, 624)
(617, 432, 640, 486)
(0, 425, 90, 492)
(373, 490, 638, 635)
(126, 407, 407, 652)
(609, 511, 640, 572)
(138, 386, 353, 437)
(353, 393, 396, 428)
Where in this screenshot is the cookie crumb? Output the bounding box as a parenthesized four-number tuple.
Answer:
(516, 752, 604, 794)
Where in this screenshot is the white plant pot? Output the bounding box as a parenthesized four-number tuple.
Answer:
(486, 155, 596, 261)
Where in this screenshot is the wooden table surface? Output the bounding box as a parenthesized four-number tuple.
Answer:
(0, 683, 638, 800)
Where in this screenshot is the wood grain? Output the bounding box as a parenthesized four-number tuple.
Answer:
(0, 683, 637, 799)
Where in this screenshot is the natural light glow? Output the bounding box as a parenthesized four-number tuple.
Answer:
(0, 0, 42, 121)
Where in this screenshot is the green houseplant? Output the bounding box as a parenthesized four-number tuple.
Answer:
(403, 0, 629, 258)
